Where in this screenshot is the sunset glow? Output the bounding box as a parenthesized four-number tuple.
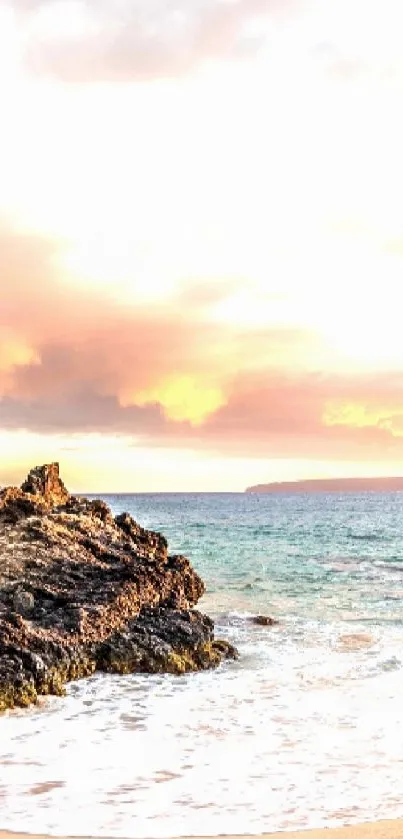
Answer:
(1, 0, 403, 491)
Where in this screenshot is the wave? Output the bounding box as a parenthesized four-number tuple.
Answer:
(373, 560, 403, 572)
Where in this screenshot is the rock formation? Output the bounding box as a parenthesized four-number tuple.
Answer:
(20, 462, 69, 506)
(250, 615, 279, 627)
(0, 465, 237, 712)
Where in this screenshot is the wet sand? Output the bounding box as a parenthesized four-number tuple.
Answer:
(2, 822, 403, 839)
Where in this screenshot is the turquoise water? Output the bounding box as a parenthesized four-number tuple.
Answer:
(2, 492, 403, 836)
(117, 491, 403, 624)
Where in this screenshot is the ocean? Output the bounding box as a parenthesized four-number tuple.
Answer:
(2, 491, 403, 837)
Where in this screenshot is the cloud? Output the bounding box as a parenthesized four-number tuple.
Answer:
(200, 370, 403, 460)
(2, 225, 403, 464)
(0, 227, 277, 438)
(7, 0, 403, 92)
(309, 1, 403, 86)
(0, 226, 234, 426)
(0, 387, 169, 436)
(10, 0, 290, 82)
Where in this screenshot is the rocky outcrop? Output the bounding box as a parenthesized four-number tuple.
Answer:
(21, 462, 69, 506)
(250, 615, 279, 627)
(0, 465, 237, 712)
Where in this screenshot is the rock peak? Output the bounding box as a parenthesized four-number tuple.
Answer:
(20, 462, 69, 507)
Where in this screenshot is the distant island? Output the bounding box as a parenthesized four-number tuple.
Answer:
(245, 477, 403, 493)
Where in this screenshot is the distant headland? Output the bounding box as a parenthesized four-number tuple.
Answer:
(245, 477, 403, 493)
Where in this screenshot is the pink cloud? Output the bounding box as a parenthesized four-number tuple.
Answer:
(11, 0, 292, 82)
(2, 225, 403, 463)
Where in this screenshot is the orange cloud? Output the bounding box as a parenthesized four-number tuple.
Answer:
(324, 400, 403, 438)
(129, 375, 226, 426)
(0, 226, 242, 435)
(2, 225, 403, 464)
(200, 371, 403, 460)
(0, 330, 39, 373)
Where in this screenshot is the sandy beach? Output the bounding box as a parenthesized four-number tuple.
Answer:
(2, 823, 403, 839)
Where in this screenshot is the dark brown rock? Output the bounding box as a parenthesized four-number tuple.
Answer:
(96, 607, 238, 675)
(0, 464, 237, 711)
(13, 590, 35, 616)
(250, 615, 279, 626)
(0, 486, 48, 523)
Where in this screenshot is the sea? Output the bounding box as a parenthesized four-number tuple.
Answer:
(2, 491, 403, 837)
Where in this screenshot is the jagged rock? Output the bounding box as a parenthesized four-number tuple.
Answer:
(0, 486, 48, 523)
(13, 590, 35, 616)
(0, 464, 237, 711)
(96, 607, 238, 675)
(250, 615, 279, 626)
(115, 512, 168, 562)
(21, 463, 69, 507)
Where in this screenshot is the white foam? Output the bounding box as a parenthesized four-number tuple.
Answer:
(2, 622, 403, 837)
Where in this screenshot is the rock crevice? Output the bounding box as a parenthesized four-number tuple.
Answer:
(0, 464, 237, 711)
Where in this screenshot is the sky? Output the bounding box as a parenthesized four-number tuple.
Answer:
(2, 0, 403, 491)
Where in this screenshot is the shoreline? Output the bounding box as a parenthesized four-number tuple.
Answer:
(2, 823, 403, 839)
